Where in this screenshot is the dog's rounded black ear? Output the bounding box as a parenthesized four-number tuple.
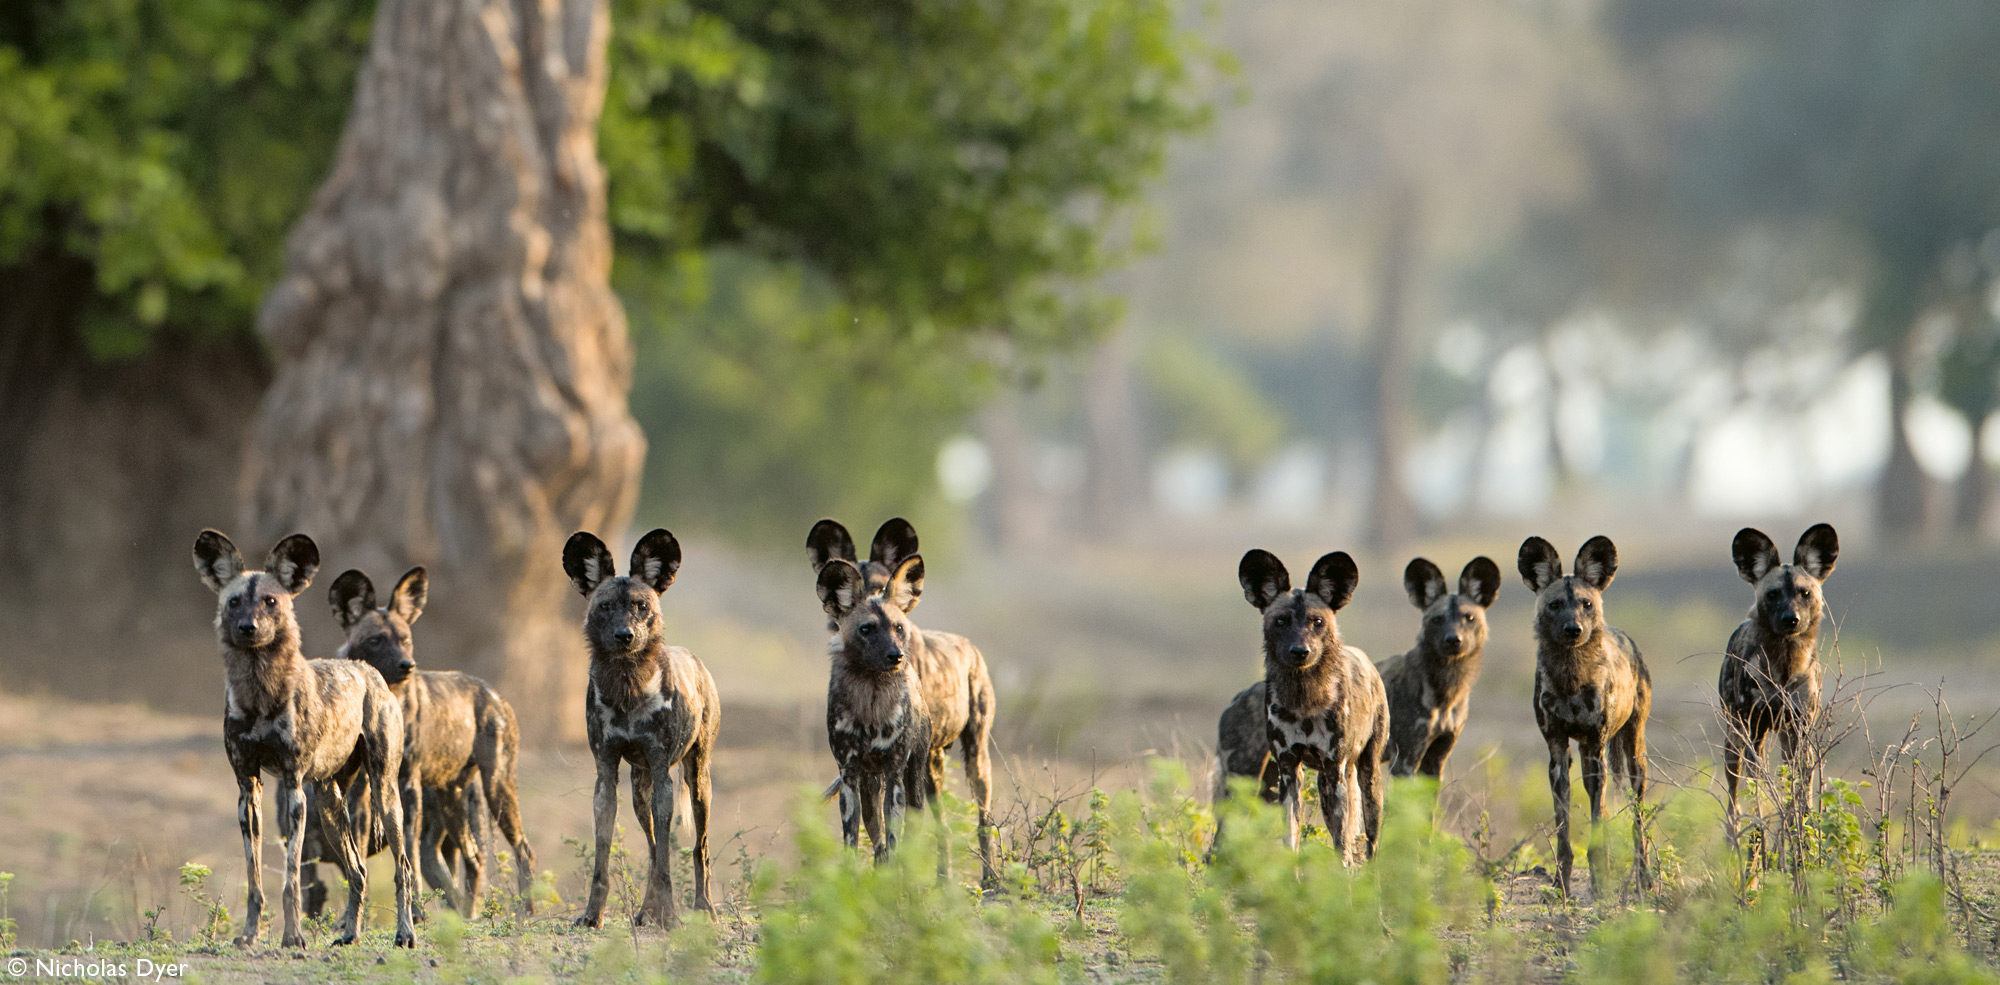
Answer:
(390, 567, 428, 624)
(1238, 550, 1291, 611)
(1306, 552, 1360, 612)
(1794, 523, 1838, 581)
(817, 558, 864, 618)
(1517, 537, 1562, 592)
(1731, 528, 1779, 584)
(1574, 536, 1618, 591)
(563, 532, 616, 597)
(193, 529, 245, 594)
(629, 529, 682, 594)
(1459, 556, 1501, 609)
(807, 520, 857, 574)
(329, 570, 377, 629)
(266, 534, 320, 595)
(886, 555, 925, 613)
(869, 518, 919, 572)
(1403, 557, 1447, 610)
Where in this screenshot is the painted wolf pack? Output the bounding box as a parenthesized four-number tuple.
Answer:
(187, 518, 1844, 940)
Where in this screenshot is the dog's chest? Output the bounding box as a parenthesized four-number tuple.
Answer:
(1267, 700, 1347, 771)
(829, 672, 915, 769)
(590, 665, 678, 754)
(226, 686, 302, 770)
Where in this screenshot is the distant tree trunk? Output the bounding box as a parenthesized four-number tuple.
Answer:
(977, 392, 1041, 554)
(1877, 365, 1928, 543)
(1364, 188, 1420, 551)
(1956, 412, 1990, 537)
(242, 0, 644, 741)
(1083, 333, 1143, 542)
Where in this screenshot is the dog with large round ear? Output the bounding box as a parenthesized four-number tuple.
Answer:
(816, 558, 865, 620)
(884, 555, 924, 613)
(1404, 558, 1447, 610)
(1732, 528, 1781, 585)
(1303, 552, 1360, 613)
(193, 529, 247, 594)
(1238, 549, 1292, 611)
(628, 529, 682, 595)
(330, 570, 379, 630)
(1517, 536, 1563, 593)
(807, 520, 857, 575)
(1458, 557, 1501, 609)
(1793, 523, 1838, 581)
(564, 532, 618, 597)
(1573, 536, 1617, 592)
(868, 519, 919, 577)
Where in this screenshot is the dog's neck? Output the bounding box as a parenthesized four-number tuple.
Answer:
(1266, 646, 1341, 718)
(1744, 621, 1819, 683)
(224, 629, 309, 720)
(591, 645, 665, 711)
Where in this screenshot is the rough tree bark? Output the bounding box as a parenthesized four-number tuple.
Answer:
(242, 0, 645, 741)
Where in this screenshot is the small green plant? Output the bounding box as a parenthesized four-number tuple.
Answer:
(0, 872, 17, 949)
(178, 862, 230, 946)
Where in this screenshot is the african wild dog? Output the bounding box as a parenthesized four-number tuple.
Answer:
(808, 518, 998, 885)
(299, 567, 536, 919)
(817, 555, 936, 862)
(1216, 549, 1389, 863)
(564, 529, 720, 928)
(191, 530, 415, 948)
(1719, 524, 1838, 819)
(1518, 535, 1651, 896)
(1376, 556, 1500, 778)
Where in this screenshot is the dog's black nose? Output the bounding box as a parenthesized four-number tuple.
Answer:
(398, 660, 415, 672)
(1289, 644, 1310, 659)
(236, 621, 255, 635)
(885, 646, 904, 661)
(1443, 634, 1461, 649)
(1780, 613, 1800, 630)
(1562, 624, 1582, 641)
(613, 629, 634, 645)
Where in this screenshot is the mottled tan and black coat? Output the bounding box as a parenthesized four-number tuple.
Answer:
(1518, 535, 1652, 896)
(192, 530, 415, 950)
(564, 529, 721, 929)
(817, 557, 935, 863)
(1719, 524, 1838, 815)
(809, 518, 998, 885)
(1377, 557, 1500, 778)
(301, 567, 535, 920)
(1217, 549, 1389, 863)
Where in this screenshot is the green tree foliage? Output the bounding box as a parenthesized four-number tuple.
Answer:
(3, 0, 1216, 537)
(0, 0, 371, 356)
(604, 0, 1217, 532)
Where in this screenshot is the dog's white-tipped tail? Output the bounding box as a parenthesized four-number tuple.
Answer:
(820, 778, 842, 803)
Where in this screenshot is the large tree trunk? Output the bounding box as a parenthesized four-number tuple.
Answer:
(1364, 189, 1420, 552)
(1876, 365, 1928, 543)
(243, 0, 644, 741)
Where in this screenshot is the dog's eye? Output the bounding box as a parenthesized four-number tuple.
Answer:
(1309, 617, 1323, 629)
(227, 597, 240, 609)
(371, 634, 388, 646)
(1272, 615, 1289, 627)
(263, 596, 277, 608)
(858, 623, 874, 635)
(597, 601, 610, 611)
(1546, 601, 1560, 612)
(1797, 588, 1810, 598)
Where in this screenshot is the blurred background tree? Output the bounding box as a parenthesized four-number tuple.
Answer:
(0, 0, 1216, 728)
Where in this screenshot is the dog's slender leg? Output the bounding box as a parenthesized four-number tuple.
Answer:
(1547, 737, 1573, 895)
(1359, 722, 1386, 858)
(962, 728, 996, 888)
(684, 741, 714, 911)
(837, 774, 861, 849)
(1317, 768, 1349, 864)
(575, 756, 619, 928)
(233, 770, 264, 947)
(1580, 739, 1609, 896)
(647, 754, 682, 927)
(858, 771, 889, 863)
(630, 761, 660, 925)
(276, 772, 309, 948)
